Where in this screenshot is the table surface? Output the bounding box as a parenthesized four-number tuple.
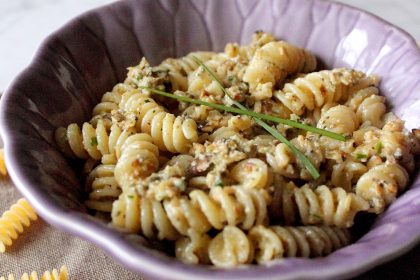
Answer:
(0, 0, 419, 279)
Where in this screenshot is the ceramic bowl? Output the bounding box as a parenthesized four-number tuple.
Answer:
(1, 0, 419, 279)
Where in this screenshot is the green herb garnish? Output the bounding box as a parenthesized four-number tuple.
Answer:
(90, 137, 98, 146)
(375, 141, 383, 154)
(193, 56, 320, 179)
(139, 87, 345, 141)
(356, 153, 368, 159)
(310, 213, 322, 220)
(215, 180, 224, 187)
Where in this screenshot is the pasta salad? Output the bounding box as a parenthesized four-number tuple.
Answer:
(55, 31, 420, 267)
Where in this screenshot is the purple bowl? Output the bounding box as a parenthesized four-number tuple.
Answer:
(1, 0, 419, 279)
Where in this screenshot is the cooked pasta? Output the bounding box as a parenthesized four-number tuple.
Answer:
(266, 135, 324, 180)
(0, 148, 7, 176)
(269, 182, 369, 228)
(114, 133, 160, 190)
(294, 184, 369, 227)
(274, 69, 378, 115)
(355, 163, 408, 214)
(54, 31, 419, 267)
(203, 225, 350, 267)
(153, 51, 216, 91)
(0, 199, 38, 253)
(0, 266, 68, 280)
(119, 90, 198, 153)
(243, 41, 317, 92)
(91, 83, 133, 118)
(207, 226, 251, 267)
(175, 229, 211, 265)
(230, 158, 270, 189)
(331, 159, 367, 191)
(84, 164, 120, 212)
(346, 86, 386, 128)
(317, 105, 359, 135)
(247, 225, 350, 263)
(112, 186, 270, 239)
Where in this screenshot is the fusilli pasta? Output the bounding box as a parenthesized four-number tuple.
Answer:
(270, 182, 369, 227)
(274, 69, 377, 115)
(355, 163, 408, 214)
(243, 41, 317, 92)
(119, 91, 198, 153)
(114, 133, 160, 190)
(0, 266, 68, 280)
(0, 148, 6, 176)
(112, 186, 270, 239)
(0, 199, 38, 253)
(84, 164, 120, 212)
(154, 51, 216, 91)
(54, 31, 419, 267)
(203, 225, 350, 267)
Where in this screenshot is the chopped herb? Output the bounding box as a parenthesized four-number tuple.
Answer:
(227, 75, 235, 83)
(310, 213, 322, 220)
(90, 137, 98, 146)
(356, 153, 368, 159)
(144, 99, 151, 103)
(128, 195, 134, 199)
(375, 141, 383, 154)
(152, 176, 161, 181)
(215, 180, 224, 187)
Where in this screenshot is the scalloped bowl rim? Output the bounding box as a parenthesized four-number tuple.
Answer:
(0, 0, 419, 279)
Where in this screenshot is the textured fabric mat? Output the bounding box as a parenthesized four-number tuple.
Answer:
(0, 177, 144, 279)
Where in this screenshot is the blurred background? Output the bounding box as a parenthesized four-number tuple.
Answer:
(0, 0, 418, 90)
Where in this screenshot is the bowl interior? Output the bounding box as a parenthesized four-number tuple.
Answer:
(1, 0, 419, 279)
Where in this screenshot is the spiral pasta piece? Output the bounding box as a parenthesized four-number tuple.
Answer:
(208, 127, 243, 142)
(346, 86, 386, 128)
(84, 164, 120, 212)
(0, 148, 7, 176)
(331, 160, 367, 192)
(0, 266, 68, 280)
(154, 51, 216, 91)
(270, 182, 369, 228)
(243, 41, 316, 90)
(230, 158, 269, 189)
(0, 198, 38, 253)
(208, 226, 251, 267)
(112, 188, 180, 240)
(91, 83, 133, 119)
(175, 229, 211, 265)
(187, 187, 270, 231)
(55, 120, 136, 163)
(111, 186, 270, 240)
(274, 69, 375, 115)
(317, 105, 359, 135)
(355, 163, 408, 214)
(114, 133, 160, 190)
(119, 93, 198, 153)
(247, 225, 351, 263)
(266, 136, 323, 180)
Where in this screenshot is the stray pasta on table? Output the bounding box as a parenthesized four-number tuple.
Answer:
(0, 198, 37, 253)
(0, 266, 68, 280)
(55, 31, 420, 267)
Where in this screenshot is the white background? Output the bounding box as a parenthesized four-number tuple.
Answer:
(0, 0, 418, 91)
